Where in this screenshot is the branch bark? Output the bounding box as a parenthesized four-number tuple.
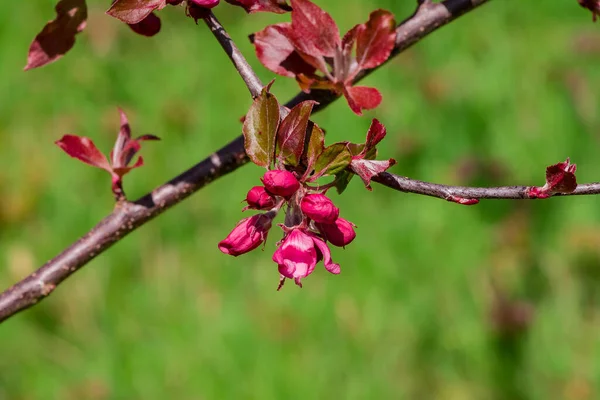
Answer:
(371, 172, 600, 202)
(0, 0, 490, 323)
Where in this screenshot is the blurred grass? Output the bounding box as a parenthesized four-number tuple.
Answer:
(2, 1, 600, 399)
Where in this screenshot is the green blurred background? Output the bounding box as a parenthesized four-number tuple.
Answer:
(1, 1, 600, 399)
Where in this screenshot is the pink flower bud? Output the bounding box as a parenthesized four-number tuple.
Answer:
(261, 170, 300, 198)
(219, 214, 272, 256)
(317, 218, 356, 248)
(189, 0, 220, 7)
(300, 194, 339, 223)
(244, 186, 276, 211)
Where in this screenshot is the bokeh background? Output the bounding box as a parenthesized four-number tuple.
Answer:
(1, 1, 600, 399)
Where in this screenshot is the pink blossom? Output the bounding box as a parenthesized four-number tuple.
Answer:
(273, 228, 340, 287)
(219, 214, 272, 256)
(261, 170, 300, 198)
(244, 186, 276, 211)
(316, 217, 356, 247)
(300, 193, 339, 223)
(189, 0, 220, 8)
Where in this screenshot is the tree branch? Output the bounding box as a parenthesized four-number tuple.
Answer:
(0, 0, 490, 323)
(371, 172, 600, 203)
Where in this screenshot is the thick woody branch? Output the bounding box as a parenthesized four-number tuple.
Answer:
(0, 0, 490, 322)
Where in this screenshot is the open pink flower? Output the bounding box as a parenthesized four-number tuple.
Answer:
(219, 214, 273, 256)
(273, 228, 340, 287)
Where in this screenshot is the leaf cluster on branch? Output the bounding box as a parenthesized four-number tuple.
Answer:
(2, 0, 598, 323)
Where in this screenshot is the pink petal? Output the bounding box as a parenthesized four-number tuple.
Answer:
(272, 229, 317, 283)
(311, 235, 340, 275)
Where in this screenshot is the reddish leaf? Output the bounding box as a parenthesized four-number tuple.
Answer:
(111, 108, 132, 167)
(277, 100, 316, 166)
(253, 23, 317, 78)
(355, 10, 396, 70)
(113, 156, 144, 178)
(128, 12, 161, 36)
(527, 158, 577, 199)
(226, 0, 291, 13)
(110, 109, 160, 169)
(243, 85, 281, 168)
(545, 158, 577, 193)
(312, 143, 352, 179)
(290, 0, 340, 58)
(106, 0, 166, 24)
(343, 86, 382, 116)
(25, 0, 88, 71)
(359, 118, 386, 159)
(350, 158, 396, 190)
(56, 135, 111, 171)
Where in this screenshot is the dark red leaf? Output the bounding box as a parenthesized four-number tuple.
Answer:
(579, 0, 600, 21)
(355, 10, 396, 70)
(350, 158, 396, 190)
(527, 158, 577, 199)
(253, 23, 317, 78)
(113, 156, 144, 178)
(277, 100, 316, 166)
(111, 109, 160, 169)
(128, 12, 161, 36)
(56, 134, 111, 172)
(290, 0, 340, 58)
(25, 0, 88, 71)
(545, 158, 577, 193)
(106, 0, 166, 24)
(359, 118, 386, 159)
(343, 86, 382, 115)
(226, 0, 291, 13)
(111, 108, 132, 167)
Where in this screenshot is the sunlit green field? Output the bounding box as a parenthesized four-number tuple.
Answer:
(2, 1, 600, 399)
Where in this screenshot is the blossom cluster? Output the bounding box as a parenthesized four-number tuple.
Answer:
(219, 169, 355, 289)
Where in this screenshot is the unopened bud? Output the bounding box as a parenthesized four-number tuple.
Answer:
(261, 170, 300, 198)
(300, 193, 339, 223)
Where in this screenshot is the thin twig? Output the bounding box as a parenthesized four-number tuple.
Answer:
(0, 0, 490, 323)
(371, 172, 600, 202)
